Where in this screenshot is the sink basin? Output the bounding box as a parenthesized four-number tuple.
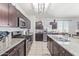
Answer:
(57, 37, 70, 42)
(53, 36, 70, 42)
(51, 35, 70, 45)
(56, 37, 70, 45)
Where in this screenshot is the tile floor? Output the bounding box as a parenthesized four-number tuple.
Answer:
(28, 41, 51, 56)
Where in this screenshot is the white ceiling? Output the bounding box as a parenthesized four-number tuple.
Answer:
(46, 3, 79, 17)
(15, 3, 35, 16)
(15, 3, 79, 18)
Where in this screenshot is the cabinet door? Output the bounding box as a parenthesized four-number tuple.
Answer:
(8, 49, 18, 56)
(26, 40, 31, 55)
(51, 39, 54, 55)
(8, 3, 17, 27)
(47, 36, 53, 55)
(0, 3, 8, 26)
(50, 39, 53, 55)
(53, 41, 60, 56)
(59, 46, 66, 56)
(26, 40, 28, 55)
(18, 42, 24, 56)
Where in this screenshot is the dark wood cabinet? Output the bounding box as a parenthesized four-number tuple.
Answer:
(8, 49, 18, 56)
(0, 3, 9, 26)
(53, 41, 60, 56)
(8, 3, 17, 27)
(47, 37, 52, 55)
(16, 42, 24, 56)
(0, 3, 17, 27)
(0, 3, 31, 28)
(47, 36, 73, 56)
(2, 40, 25, 56)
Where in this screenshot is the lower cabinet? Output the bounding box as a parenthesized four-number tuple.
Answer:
(2, 35, 33, 56)
(17, 42, 24, 56)
(47, 36, 73, 56)
(47, 36, 53, 55)
(53, 41, 60, 56)
(2, 41, 25, 56)
(8, 49, 19, 56)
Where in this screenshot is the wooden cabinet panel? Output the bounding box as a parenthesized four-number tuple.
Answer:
(8, 42, 24, 56)
(0, 3, 17, 27)
(53, 41, 60, 56)
(8, 49, 18, 56)
(18, 42, 24, 56)
(0, 3, 30, 28)
(2, 41, 25, 56)
(58, 46, 66, 56)
(47, 36, 73, 56)
(0, 3, 8, 26)
(47, 36, 50, 50)
(47, 36, 53, 55)
(8, 3, 17, 27)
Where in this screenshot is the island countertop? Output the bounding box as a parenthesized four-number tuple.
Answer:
(0, 37, 25, 56)
(48, 34, 79, 56)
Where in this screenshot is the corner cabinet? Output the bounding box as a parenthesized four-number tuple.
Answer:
(47, 36, 73, 56)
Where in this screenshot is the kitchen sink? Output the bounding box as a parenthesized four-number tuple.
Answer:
(55, 37, 70, 45)
(53, 35, 70, 42)
(57, 37, 70, 42)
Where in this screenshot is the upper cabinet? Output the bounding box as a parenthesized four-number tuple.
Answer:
(0, 3, 9, 26)
(8, 3, 17, 27)
(0, 3, 17, 27)
(0, 3, 31, 29)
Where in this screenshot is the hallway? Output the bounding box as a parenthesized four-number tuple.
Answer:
(28, 41, 51, 56)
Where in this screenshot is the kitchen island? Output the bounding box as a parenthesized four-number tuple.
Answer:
(47, 34, 79, 56)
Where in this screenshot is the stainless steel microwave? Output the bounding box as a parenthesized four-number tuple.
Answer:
(18, 18, 26, 28)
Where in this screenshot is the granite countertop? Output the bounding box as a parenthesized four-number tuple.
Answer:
(48, 34, 79, 56)
(0, 37, 25, 56)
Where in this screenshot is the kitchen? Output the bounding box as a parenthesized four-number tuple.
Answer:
(0, 3, 79, 56)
